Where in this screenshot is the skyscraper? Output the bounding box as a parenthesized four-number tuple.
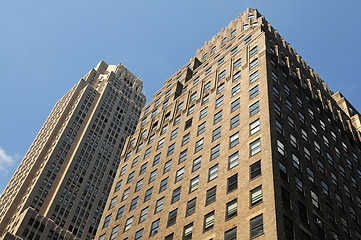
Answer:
(0, 61, 145, 240)
(95, 8, 361, 240)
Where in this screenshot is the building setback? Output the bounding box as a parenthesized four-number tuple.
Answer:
(95, 8, 361, 240)
(0, 61, 145, 240)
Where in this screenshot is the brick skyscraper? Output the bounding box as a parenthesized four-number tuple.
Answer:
(0, 61, 145, 240)
(95, 9, 361, 240)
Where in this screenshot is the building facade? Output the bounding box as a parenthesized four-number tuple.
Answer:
(95, 8, 361, 240)
(0, 61, 146, 240)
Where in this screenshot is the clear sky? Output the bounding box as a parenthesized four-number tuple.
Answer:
(1, 0, 360, 193)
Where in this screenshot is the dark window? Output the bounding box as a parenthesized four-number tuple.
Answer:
(206, 186, 217, 205)
(250, 214, 264, 238)
(167, 209, 178, 227)
(284, 216, 294, 240)
(172, 187, 181, 203)
(227, 174, 238, 193)
(186, 198, 196, 217)
(225, 227, 237, 240)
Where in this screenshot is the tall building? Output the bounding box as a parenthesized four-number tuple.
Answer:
(95, 8, 361, 240)
(0, 61, 146, 240)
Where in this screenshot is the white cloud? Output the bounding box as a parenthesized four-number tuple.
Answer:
(0, 146, 16, 172)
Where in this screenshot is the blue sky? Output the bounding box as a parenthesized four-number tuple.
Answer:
(0, 0, 360, 193)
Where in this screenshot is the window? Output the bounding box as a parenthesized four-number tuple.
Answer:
(217, 82, 225, 93)
(179, 149, 187, 163)
(170, 128, 178, 140)
(250, 186, 262, 206)
(135, 229, 143, 240)
(135, 179, 143, 192)
(206, 186, 216, 205)
(244, 36, 252, 44)
(250, 58, 258, 69)
(233, 70, 241, 81)
(231, 98, 240, 112)
(234, 58, 242, 69)
(228, 151, 239, 169)
(215, 95, 224, 108)
(115, 180, 122, 192)
(127, 171, 135, 183)
(192, 156, 202, 172)
(231, 46, 238, 55)
(250, 138, 261, 156)
(188, 104, 195, 115)
(103, 214, 112, 228)
(148, 133, 155, 144)
(144, 187, 153, 202)
(230, 114, 240, 129)
(292, 154, 299, 169)
(174, 115, 181, 125)
(250, 161, 261, 179)
(250, 101, 259, 116)
(167, 143, 175, 156)
(212, 126, 221, 141)
(208, 164, 218, 181)
(159, 178, 168, 192)
(139, 207, 148, 222)
(182, 133, 190, 145)
(198, 122, 206, 135)
(249, 85, 259, 99)
(161, 125, 168, 135)
(130, 197, 138, 211)
(214, 110, 223, 124)
(310, 190, 319, 208)
(274, 102, 281, 115)
(150, 219, 160, 236)
(124, 216, 133, 232)
(151, 109, 157, 118)
(189, 176, 199, 192)
(284, 217, 294, 240)
(229, 132, 239, 148)
(178, 102, 184, 111)
(157, 138, 165, 150)
(172, 187, 181, 203)
(250, 119, 260, 135)
(190, 92, 197, 101)
(200, 107, 208, 119)
(204, 81, 211, 91)
(222, 37, 227, 44)
(183, 223, 193, 240)
(250, 214, 264, 238)
(122, 188, 130, 201)
(165, 233, 174, 240)
(110, 225, 119, 240)
(205, 67, 212, 75)
(250, 46, 258, 57)
(155, 197, 164, 213)
(277, 140, 284, 156)
(232, 83, 240, 96)
(225, 227, 237, 240)
(185, 118, 192, 130)
(249, 71, 258, 84)
(167, 209, 178, 226)
(290, 134, 297, 148)
(202, 94, 209, 104)
(210, 144, 220, 160)
(204, 211, 215, 231)
(295, 176, 303, 192)
(185, 198, 197, 217)
(279, 162, 288, 181)
(227, 174, 238, 192)
(271, 71, 278, 83)
(286, 99, 293, 111)
(153, 153, 161, 166)
(176, 167, 185, 182)
(195, 138, 204, 152)
(218, 70, 226, 80)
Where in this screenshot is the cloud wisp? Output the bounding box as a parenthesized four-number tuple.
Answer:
(0, 146, 17, 172)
